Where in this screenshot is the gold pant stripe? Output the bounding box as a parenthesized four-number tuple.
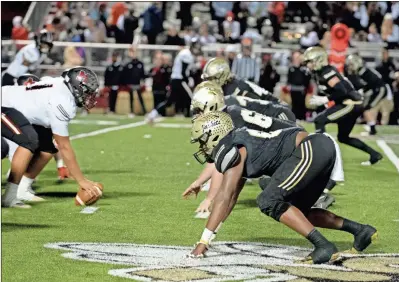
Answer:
(278, 143, 306, 189)
(286, 141, 313, 191)
(327, 105, 354, 121)
(280, 141, 312, 190)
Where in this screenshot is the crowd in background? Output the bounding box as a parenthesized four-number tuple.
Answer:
(4, 1, 399, 124)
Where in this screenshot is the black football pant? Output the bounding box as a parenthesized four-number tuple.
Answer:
(2, 72, 16, 86)
(155, 79, 192, 117)
(153, 90, 167, 116)
(257, 134, 336, 220)
(314, 104, 380, 157)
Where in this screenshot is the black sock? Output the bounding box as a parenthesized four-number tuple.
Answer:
(325, 179, 336, 191)
(370, 125, 377, 134)
(306, 229, 331, 247)
(340, 218, 363, 235)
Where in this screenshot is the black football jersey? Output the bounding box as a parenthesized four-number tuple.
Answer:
(225, 95, 295, 121)
(358, 67, 385, 93)
(315, 65, 362, 104)
(211, 127, 304, 178)
(223, 77, 279, 102)
(226, 105, 298, 132)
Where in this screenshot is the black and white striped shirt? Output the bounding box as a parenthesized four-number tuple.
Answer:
(231, 54, 261, 84)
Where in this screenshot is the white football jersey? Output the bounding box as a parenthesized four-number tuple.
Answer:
(171, 48, 194, 80)
(5, 43, 45, 78)
(1, 77, 77, 136)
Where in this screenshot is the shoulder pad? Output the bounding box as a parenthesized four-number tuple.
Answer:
(214, 143, 240, 174)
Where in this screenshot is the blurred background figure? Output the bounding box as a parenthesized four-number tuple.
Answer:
(281, 51, 312, 120)
(381, 13, 399, 49)
(141, 2, 164, 44)
(104, 51, 123, 114)
(199, 23, 216, 45)
(258, 53, 280, 93)
(211, 1, 234, 37)
(222, 11, 240, 43)
(242, 17, 262, 45)
(150, 52, 172, 116)
(121, 47, 147, 117)
(299, 22, 320, 49)
(392, 72, 399, 124)
(231, 38, 260, 83)
(12, 16, 30, 50)
(224, 44, 238, 68)
(164, 26, 185, 46)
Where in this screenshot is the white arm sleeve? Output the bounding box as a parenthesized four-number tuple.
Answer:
(23, 47, 40, 64)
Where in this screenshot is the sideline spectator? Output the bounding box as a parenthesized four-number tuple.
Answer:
(376, 48, 397, 88)
(392, 72, 399, 124)
(222, 11, 240, 43)
(231, 38, 260, 83)
(269, 2, 285, 43)
(121, 47, 147, 117)
(199, 23, 216, 45)
(247, 2, 268, 35)
(259, 54, 280, 93)
(104, 51, 123, 114)
(178, 2, 194, 31)
(367, 23, 382, 42)
(12, 16, 29, 50)
(108, 2, 127, 43)
(164, 26, 185, 46)
(141, 2, 164, 44)
(300, 22, 320, 49)
(225, 44, 238, 68)
(381, 13, 399, 49)
(150, 52, 172, 116)
(211, 2, 234, 36)
(242, 17, 262, 45)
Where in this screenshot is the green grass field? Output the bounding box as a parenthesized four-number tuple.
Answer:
(2, 114, 399, 282)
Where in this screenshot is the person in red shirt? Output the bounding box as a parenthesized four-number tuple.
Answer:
(12, 16, 29, 50)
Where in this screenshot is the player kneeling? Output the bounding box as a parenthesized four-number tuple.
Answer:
(188, 111, 377, 264)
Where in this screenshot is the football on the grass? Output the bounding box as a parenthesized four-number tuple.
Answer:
(75, 183, 104, 206)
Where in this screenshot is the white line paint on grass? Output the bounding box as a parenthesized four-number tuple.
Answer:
(70, 118, 164, 141)
(70, 120, 119, 125)
(376, 139, 399, 173)
(154, 123, 191, 128)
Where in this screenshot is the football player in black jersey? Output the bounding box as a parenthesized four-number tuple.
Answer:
(303, 47, 382, 165)
(186, 111, 377, 264)
(346, 54, 389, 136)
(201, 57, 281, 102)
(184, 82, 298, 213)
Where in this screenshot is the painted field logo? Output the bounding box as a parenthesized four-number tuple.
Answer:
(44, 242, 399, 281)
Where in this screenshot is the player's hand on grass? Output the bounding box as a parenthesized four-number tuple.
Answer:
(195, 198, 212, 213)
(182, 181, 201, 199)
(79, 179, 101, 197)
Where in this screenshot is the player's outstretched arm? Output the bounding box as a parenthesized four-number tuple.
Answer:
(196, 168, 224, 213)
(183, 163, 215, 199)
(190, 147, 247, 257)
(53, 134, 100, 196)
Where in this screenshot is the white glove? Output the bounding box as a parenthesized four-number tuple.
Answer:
(309, 95, 329, 107)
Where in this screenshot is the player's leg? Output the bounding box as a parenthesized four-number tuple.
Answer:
(364, 86, 387, 135)
(128, 89, 135, 118)
(108, 88, 118, 114)
(1, 108, 38, 208)
(136, 88, 147, 115)
(313, 104, 346, 133)
(147, 80, 178, 121)
(257, 134, 339, 264)
(336, 106, 382, 164)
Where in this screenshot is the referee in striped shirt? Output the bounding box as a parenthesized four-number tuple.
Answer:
(231, 38, 261, 84)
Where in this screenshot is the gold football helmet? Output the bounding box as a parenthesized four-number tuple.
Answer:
(191, 86, 226, 117)
(193, 80, 224, 95)
(303, 46, 329, 71)
(191, 111, 234, 164)
(346, 54, 363, 74)
(201, 57, 231, 86)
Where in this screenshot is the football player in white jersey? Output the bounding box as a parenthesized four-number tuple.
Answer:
(2, 29, 53, 86)
(146, 38, 200, 122)
(1, 67, 101, 208)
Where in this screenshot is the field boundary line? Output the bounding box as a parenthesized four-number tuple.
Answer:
(70, 118, 164, 141)
(376, 139, 399, 173)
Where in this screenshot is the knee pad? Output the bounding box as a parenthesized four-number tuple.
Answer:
(12, 132, 39, 153)
(257, 193, 291, 221)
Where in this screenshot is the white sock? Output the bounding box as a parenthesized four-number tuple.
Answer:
(2, 182, 19, 202)
(367, 121, 376, 126)
(17, 176, 35, 198)
(56, 158, 64, 168)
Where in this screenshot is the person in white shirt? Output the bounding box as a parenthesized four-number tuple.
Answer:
(1, 67, 101, 208)
(2, 29, 53, 86)
(147, 38, 199, 122)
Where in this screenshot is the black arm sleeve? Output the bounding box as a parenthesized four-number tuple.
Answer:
(181, 62, 189, 81)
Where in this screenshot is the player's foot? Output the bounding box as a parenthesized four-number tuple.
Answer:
(300, 242, 339, 264)
(1, 198, 31, 209)
(128, 113, 135, 119)
(146, 109, 159, 124)
(346, 225, 378, 254)
(17, 190, 45, 202)
(361, 153, 383, 166)
(58, 167, 69, 180)
(313, 193, 335, 209)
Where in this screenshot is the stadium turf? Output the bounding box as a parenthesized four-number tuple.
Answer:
(1, 115, 399, 282)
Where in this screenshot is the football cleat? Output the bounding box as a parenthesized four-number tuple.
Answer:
(299, 242, 339, 264)
(1, 199, 31, 209)
(58, 167, 69, 180)
(361, 153, 383, 166)
(313, 193, 335, 209)
(346, 225, 378, 253)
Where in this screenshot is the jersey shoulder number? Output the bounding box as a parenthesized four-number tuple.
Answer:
(240, 108, 273, 130)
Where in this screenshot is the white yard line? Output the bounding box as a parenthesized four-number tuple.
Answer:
(70, 118, 164, 141)
(70, 120, 119, 125)
(376, 139, 399, 173)
(154, 123, 191, 128)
